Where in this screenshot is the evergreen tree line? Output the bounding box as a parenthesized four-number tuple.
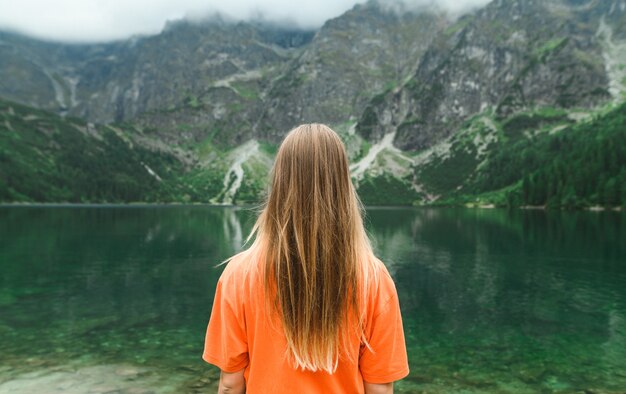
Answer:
(471, 103, 626, 208)
(0, 99, 181, 203)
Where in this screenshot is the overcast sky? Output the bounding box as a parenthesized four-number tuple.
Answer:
(0, 0, 491, 43)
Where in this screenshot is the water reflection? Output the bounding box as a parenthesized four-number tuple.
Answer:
(365, 208, 626, 392)
(0, 206, 257, 392)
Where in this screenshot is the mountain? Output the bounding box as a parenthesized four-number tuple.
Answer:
(0, 19, 312, 126)
(0, 2, 446, 146)
(349, 0, 626, 208)
(134, 2, 450, 148)
(357, 0, 626, 150)
(256, 2, 448, 142)
(1, 0, 625, 208)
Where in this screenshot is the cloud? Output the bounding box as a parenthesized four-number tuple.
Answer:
(377, 0, 490, 19)
(0, 0, 491, 43)
(422, 0, 491, 14)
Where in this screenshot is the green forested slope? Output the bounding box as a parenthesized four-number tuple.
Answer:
(2, 96, 625, 208)
(0, 99, 183, 203)
(441, 103, 626, 208)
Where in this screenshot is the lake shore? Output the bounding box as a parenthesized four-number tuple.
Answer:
(1, 201, 624, 212)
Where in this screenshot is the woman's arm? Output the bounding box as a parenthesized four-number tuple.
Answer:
(364, 381, 393, 394)
(218, 369, 245, 394)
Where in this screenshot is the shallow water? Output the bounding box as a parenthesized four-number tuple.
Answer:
(0, 206, 624, 393)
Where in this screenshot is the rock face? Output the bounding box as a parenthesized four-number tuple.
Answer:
(0, 18, 312, 126)
(256, 2, 448, 141)
(1, 0, 624, 150)
(0, 2, 447, 146)
(357, 0, 625, 150)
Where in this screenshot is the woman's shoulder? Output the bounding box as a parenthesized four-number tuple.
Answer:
(213, 250, 261, 309)
(368, 255, 394, 284)
(363, 256, 398, 307)
(219, 249, 261, 287)
(371, 256, 391, 275)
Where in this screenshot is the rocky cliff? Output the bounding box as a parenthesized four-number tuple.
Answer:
(256, 2, 448, 141)
(0, 18, 311, 127)
(357, 0, 626, 150)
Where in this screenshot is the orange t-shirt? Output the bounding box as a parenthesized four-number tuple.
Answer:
(202, 252, 409, 393)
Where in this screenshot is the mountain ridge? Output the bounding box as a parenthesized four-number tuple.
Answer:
(1, 0, 625, 208)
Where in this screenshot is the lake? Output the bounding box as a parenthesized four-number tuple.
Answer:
(0, 206, 624, 393)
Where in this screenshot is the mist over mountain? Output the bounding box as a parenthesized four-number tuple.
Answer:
(0, 0, 490, 42)
(1, 0, 625, 207)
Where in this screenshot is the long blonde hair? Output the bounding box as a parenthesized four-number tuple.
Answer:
(244, 124, 377, 373)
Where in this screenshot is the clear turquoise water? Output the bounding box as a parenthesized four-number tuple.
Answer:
(0, 206, 624, 393)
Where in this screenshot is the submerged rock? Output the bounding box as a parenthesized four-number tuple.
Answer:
(0, 363, 184, 394)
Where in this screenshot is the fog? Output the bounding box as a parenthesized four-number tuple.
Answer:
(0, 0, 491, 43)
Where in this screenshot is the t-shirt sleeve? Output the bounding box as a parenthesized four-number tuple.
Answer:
(359, 272, 410, 384)
(202, 275, 249, 372)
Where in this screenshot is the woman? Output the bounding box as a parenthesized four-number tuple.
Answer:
(203, 124, 409, 393)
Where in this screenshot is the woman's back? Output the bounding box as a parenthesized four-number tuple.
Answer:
(203, 124, 409, 393)
(203, 251, 408, 393)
